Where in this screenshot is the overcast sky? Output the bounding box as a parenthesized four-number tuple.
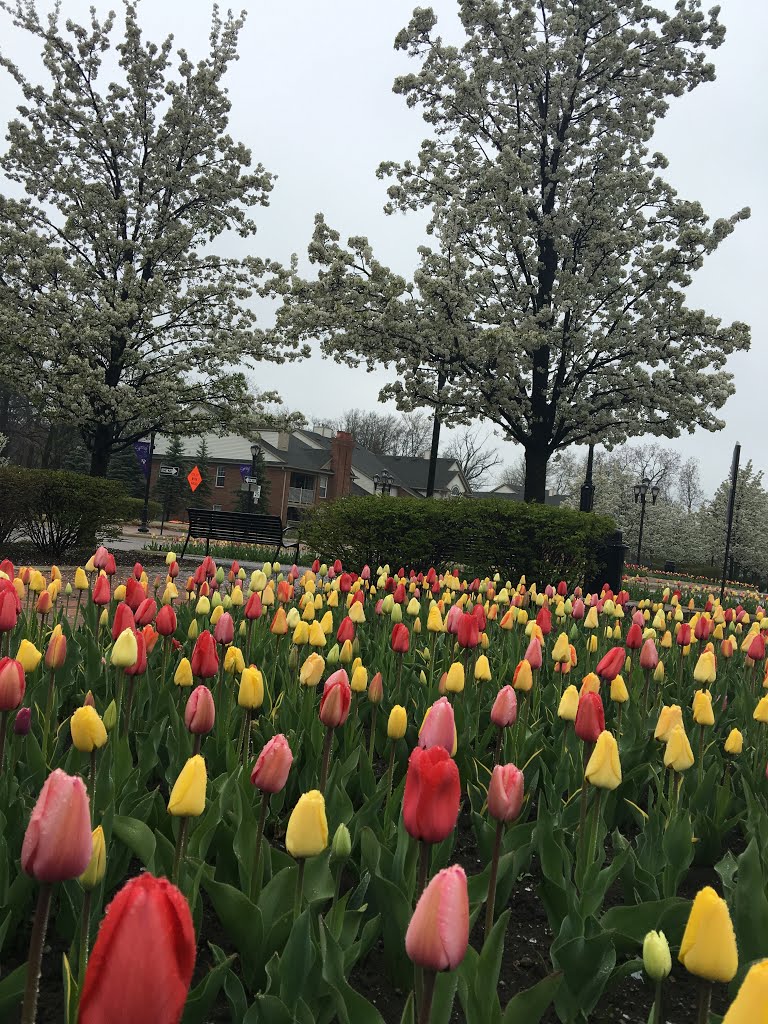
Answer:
(0, 0, 764, 496)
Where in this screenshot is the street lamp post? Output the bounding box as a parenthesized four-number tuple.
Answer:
(633, 476, 660, 566)
(579, 443, 595, 512)
(373, 470, 393, 496)
(249, 443, 259, 508)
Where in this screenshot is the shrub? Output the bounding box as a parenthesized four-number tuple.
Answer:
(301, 496, 618, 587)
(0, 467, 136, 560)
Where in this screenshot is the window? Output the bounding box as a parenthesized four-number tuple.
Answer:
(212, 504, 222, 512)
(290, 472, 314, 490)
(215, 466, 226, 488)
(318, 475, 328, 498)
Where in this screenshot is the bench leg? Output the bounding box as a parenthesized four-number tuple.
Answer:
(180, 528, 192, 560)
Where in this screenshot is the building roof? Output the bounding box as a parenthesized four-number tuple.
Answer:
(473, 488, 568, 507)
(377, 455, 466, 494)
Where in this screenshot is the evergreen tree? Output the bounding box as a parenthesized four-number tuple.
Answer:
(154, 437, 188, 518)
(107, 445, 145, 498)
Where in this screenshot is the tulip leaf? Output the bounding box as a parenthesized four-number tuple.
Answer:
(600, 897, 691, 951)
(731, 838, 768, 980)
(368, 873, 413, 986)
(431, 969, 459, 1024)
(202, 877, 263, 987)
(0, 963, 26, 1018)
(398, 992, 416, 1024)
(112, 814, 156, 870)
(318, 917, 385, 1024)
(501, 971, 563, 1024)
(475, 909, 510, 1009)
(279, 909, 315, 1009)
(242, 994, 293, 1024)
(182, 949, 236, 1024)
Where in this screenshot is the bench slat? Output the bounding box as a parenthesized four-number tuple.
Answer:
(181, 509, 296, 561)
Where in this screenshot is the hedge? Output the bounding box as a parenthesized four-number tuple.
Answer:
(300, 496, 618, 588)
(0, 467, 138, 560)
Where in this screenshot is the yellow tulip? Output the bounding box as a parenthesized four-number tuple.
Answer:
(351, 665, 368, 693)
(16, 639, 42, 673)
(610, 675, 629, 703)
(664, 724, 695, 772)
(74, 567, 89, 591)
(643, 931, 671, 981)
(446, 662, 465, 694)
(349, 601, 365, 624)
(427, 606, 444, 632)
(722, 959, 768, 1024)
(174, 657, 193, 688)
(754, 695, 768, 723)
(654, 704, 682, 742)
(387, 705, 407, 740)
(111, 628, 138, 669)
(168, 755, 207, 817)
(551, 632, 571, 664)
(300, 653, 325, 687)
(308, 621, 326, 647)
(587, 634, 598, 654)
(79, 826, 107, 891)
(693, 651, 717, 686)
(474, 654, 492, 682)
(70, 706, 108, 752)
(585, 730, 622, 790)
(195, 596, 210, 617)
(558, 685, 579, 721)
(238, 666, 264, 709)
(187, 619, 199, 640)
(692, 689, 714, 727)
(292, 621, 310, 646)
(580, 672, 601, 696)
(678, 886, 738, 983)
(286, 790, 328, 859)
(224, 646, 245, 676)
(724, 729, 743, 755)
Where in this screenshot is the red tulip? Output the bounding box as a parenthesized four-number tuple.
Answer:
(490, 685, 517, 728)
(213, 612, 234, 646)
(403, 745, 461, 844)
(339, 572, 352, 594)
(201, 555, 217, 579)
(312, 559, 320, 573)
(0, 657, 25, 711)
(336, 617, 355, 644)
(92, 574, 111, 606)
(250, 734, 293, 793)
(391, 623, 410, 654)
(36, 591, 52, 616)
(125, 577, 144, 612)
(418, 696, 455, 754)
(124, 629, 147, 677)
(676, 623, 692, 647)
(639, 638, 659, 671)
(45, 629, 67, 671)
(524, 636, 543, 671)
(134, 597, 157, 628)
(625, 623, 643, 650)
(536, 605, 552, 636)
(244, 592, 263, 620)
(156, 605, 177, 637)
(111, 602, 136, 642)
(191, 631, 218, 679)
(457, 613, 480, 650)
(319, 669, 352, 728)
(472, 603, 487, 633)
(368, 671, 383, 704)
(14, 706, 31, 735)
(0, 558, 15, 579)
(393, 583, 407, 605)
(22, 769, 92, 882)
(574, 692, 605, 743)
(277, 580, 293, 603)
(748, 633, 766, 662)
(557, 581, 568, 597)
(333, 559, 342, 574)
(595, 646, 625, 681)
(487, 764, 525, 823)
(184, 686, 215, 735)
(0, 582, 19, 632)
(168, 560, 179, 579)
(694, 616, 712, 642)
(571, 598, 585, 620)
(78, 873, 196, 1024)
(406, 864, 468, 972)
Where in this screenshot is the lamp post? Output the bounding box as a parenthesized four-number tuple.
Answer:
(249, 443, 258, 508)
(633, 476, 660, 566)
(138, 431, 156, 534)
(579, 443, 595, 512)
(373, 470, 393, 496)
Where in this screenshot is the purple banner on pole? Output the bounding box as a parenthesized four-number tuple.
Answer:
(239, 464, 251, 479)
(133, 440, 151, 479)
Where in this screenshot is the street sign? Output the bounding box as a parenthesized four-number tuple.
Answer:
(252, 486, 262, 501)
(244, 476, 258, 485)
(187, 466, 202, 492)
(159, 465, 179, 477)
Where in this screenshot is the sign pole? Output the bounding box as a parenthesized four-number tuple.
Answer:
(138, 431, 156, 534)
(720, 443, 741, 603)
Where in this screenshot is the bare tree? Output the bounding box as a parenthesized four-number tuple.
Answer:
(333, 409, 402, 455)
(611, 444, 681, 498)
(442, 428, 502, 491)
(395, 411, 432, 458)
(677, 457, 705, 513)
(547, 450, 580, 499)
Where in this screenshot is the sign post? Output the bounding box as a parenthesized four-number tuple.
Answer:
(137, 432, 155, 534)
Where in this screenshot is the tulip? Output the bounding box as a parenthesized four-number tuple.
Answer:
(692, 689, 714, 727)
(156, 604, 177, 637)
(0, 584, 18, 633)
(0, 656, 25, 711)
(754, 694, 768, 723)
(403, 745, 460, 845)
(512, 659, 533, 692)
(575, 692, 605, 743)
(79, 825, 107, 892)
(418, 696, 455, 754)
(15, 639, 41, 674)
(92, 574, 113, 607)
(664, 724, 695, 773)
(299, 652, 325, 687)
(191, 630, 218, 680)
(251, 734, 293, 794)
(610, 675, 628, 703)
(14, 706, 32, 736)
(70, 706, 108, 753)
(368, 671, 383, 703)
(595, 646, 625, 681)
(286, 790, 328, 859)
(585, 730, 622, 790)
(22, 769, 92, 882)
(557, 684, 579, 722)
(174, 657, 193, 688)
(474, 653, 492, 682)
(643, 930, 672, 983)
(654, 704, 683, 742)
(238, 666, 264, 710)
(406, 865, 469, 995)
(184, 686, 216, 738)
(722, 959, 768, 1024)
(445, 661, 465, 694)
(391, 622, 410, 653)
(724, 728, 743, 755)
(679, 885, 738, 983)
(319, 669, 351, 729)
(490, 685, 517, 727)
(111, 628, 138, 669)
(524, 635, 542, 670)
(388, 704, 407, 740)
(487, 763, 524, 823)
(214, 611, 234, 646)
(580, 671, 600, 695)
(168, 755, 207, 818)
(350, 664, 368, 692)
(78, 874, 196, 1024)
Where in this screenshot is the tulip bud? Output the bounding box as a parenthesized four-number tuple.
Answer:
(406, 865, 469, 972)
(102, 699, 117, 732)
(487, 763, 524, 822)
(14, 706, 32, 735)
(251, 734, 293, 794)
(331, 823, 352, 863)
(79, 826, 107, 891)
(368, 671, 383, 704)
(184, 686, 215, 735)
(643, 930, 672, 981)
(388, 704, 407, 740)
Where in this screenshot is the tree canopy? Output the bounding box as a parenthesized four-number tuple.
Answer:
(273, 0, 750, 502)
(0, 1, 304, 475)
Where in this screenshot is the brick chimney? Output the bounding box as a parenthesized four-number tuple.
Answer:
(330, 431, 354, 497)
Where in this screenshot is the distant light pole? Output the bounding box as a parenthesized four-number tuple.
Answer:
(633, 476, 660, 565)
(579, 443, 595, 512)
(138, 431, 156, 534)
(373, 470, 393, 496)
(249, 442, 258, 507)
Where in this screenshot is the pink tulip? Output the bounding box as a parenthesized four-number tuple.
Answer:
(93, 546, 110, 570)
(184, 686, 216, 735)
(21, 769, 92, 882)
(524, 636, 543, 671)
(571, 598, 585, 620)
(487, 764, 525, 823)
(418, 696, 455, 754)
(250, 734, 293, 794)
(214, 612, 235, 646)
(445, 604, 463, 635)
(406, 865, 469, 971)
(490, 685, 517, 728)
(639, 638, 659, 671)
(632, 610, 645, 628)
(0, 657, 25, 711)
(319, 670, 352, 728)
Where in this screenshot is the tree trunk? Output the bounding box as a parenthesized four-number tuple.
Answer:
(523, 444, 548, 504)
(89, 425, 113, 477)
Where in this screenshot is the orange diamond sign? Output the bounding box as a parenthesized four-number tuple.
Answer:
(187, 465, 202, 492)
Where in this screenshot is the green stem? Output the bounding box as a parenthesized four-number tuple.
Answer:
(0, 710, 7, 778)
(250, 791, 269, 903)
(293, 858, 305, 920)
(241, 709, 252, 767)
(484, 820, 504, 943)
(41, 670, 56, 766)
(494, 725, 503, 765)
(77, 889, 92, 997)
(416, 840, 430, 903)
(695, 980, 711, 1024)
(368, 704, 377, 766)
(88, 749, 97, 825)
(418, 969, 437, 1024)
(653, 979, 664, 1024)
(171, 816, 190, 887)
(21, 883, 53, 1024)
(589, 787, 604, 862)
(319, 726, 334, 793)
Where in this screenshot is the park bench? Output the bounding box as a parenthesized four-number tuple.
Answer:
(180, 508, 299, 562)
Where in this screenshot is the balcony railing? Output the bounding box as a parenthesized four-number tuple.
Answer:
(288, 486, 315, 505)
